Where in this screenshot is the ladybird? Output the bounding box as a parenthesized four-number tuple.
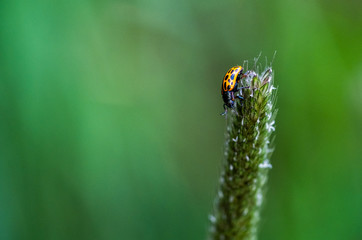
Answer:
(221, 66, 244, 115)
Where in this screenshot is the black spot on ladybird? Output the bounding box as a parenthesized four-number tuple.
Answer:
(224, 75, 228, 80)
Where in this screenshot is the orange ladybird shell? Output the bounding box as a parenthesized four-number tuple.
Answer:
(221, 66, 243, 93)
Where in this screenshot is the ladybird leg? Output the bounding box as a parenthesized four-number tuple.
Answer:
(220, 104, 227, 116)
(236, 95, 244, 100)
(232, 86, 244, 101)
(234, 82, 247, 91)
(230, 93, 238, 109)
(235, 92, 244, 102)
(235, 77, 249, 92)
(230, 89, 240, 99)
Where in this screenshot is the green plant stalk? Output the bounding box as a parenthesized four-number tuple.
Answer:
(210, 66, 277, 240)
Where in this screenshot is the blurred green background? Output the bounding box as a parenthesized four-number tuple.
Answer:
(1, 0, 361, 239)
